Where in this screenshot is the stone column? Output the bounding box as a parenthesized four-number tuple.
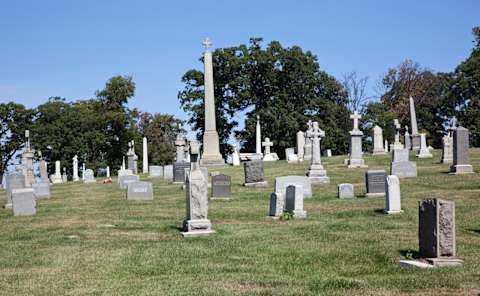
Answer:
(450, 126, 474, 174)
(441, 135, 453, 164)
(306, 122, 329, 184)
(200, 38, 224, 166)
(384, 175, 402, 214)
(82, 163, 86, 180)
(51, 161, 63, 184)
(106, 166, 110, 178)
(296, 131, 305, 161)
(255, 115, 261, 154)
(372, 125, 385, 155)
(72, 155, 79, 182)
(409, 96, 421, 151)
(304, 120, 313, 161)
(142, 137, 148, 174)
(175, 135, 186, 163)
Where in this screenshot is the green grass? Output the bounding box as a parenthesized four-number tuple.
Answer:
(1, 149, 480, 295)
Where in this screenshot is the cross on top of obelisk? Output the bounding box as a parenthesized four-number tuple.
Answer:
(350, 111, 361, 130)
(262, 137, 273, 148)
(203, 37, 212, 52)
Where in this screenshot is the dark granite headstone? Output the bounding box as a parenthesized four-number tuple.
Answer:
(365, 169, 386, 197)
(173, 162, 190, 183)
(244, 160, 265, 184)
(211, 174, 231, 198)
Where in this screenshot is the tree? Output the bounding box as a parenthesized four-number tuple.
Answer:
(138, 112, 185, 165)
(341, 72, 370, 112)
(0, 102, 33, 176)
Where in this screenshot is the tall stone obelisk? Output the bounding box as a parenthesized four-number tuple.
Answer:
(142, 137, 148, 174)
(409, 96, 421, 151)
(255, 115, 261, 154)
(200, 38, 224, 167)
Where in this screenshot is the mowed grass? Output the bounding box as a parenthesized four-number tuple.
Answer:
(1, 150, 480, 296)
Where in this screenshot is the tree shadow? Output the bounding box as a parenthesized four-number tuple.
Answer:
(398, 249, 420, 259)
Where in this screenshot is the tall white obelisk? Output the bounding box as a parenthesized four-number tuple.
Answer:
(142, 137, 148, 174)
(200, 38, 224, 166)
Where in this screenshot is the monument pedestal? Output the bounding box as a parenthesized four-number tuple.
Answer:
(449, 164, 474, 174)
(307, 164, 330, 184)
(200, 131, 225, 167)
(411, 134, 421, 151)
(347, 158, 367, 168)
(181, 219, 214, 237)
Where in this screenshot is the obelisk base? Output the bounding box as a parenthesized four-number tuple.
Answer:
(307, 164, 330, 184)
(449, 164, 474, 175)
(200, 131, 225, 167)
(411, 134, 421, 151)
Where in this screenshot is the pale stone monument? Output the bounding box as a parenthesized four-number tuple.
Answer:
(175, 135, 187, 163)
(450, 126, 474, 174)
(274, 176, 312, 198)
(182, 138, 214, 237)
(199, 38, 224, 167)
(409, 96, 421, 151)
(231, 145, 240, 166)
(50, 161, 63, 184)
(384, 175, 402, 214)
(72, 155, 79, 182)
(256, 115, 262, 155)
(346, 111, 367, 168)
(32, 182, 51, 199)
(338, 183, 354, 199)
(39, 157, 49, 183)
(262, 137, 278, 161)
(390, 148, 417, 178)
(404, 126, 412, 150)
(82, 163, 86, 180)
(372, 125, 385, 155)
(142, 137, 148, 174)
(21, 130, 35, 187)
(83, 169, 96, 183)
(384, 140, 389, 153)
(441, 135, 453, 164)
(268, 192, 284, 219)
(306, 122, 329, 183)
(119, 174, 140, 189)
(127, 181, 153, 201)
(149, 166, 163, 177)
(392, 119, 404, 150)
(5, 173, 25, 208)
(127, 141, 138, 174)
(62, 167, 68, 183)
(163, 165, 173, 180)
(304, 120, 313, 161)
(106, 166, 110, 178)
(417, 133, 433, 158)
(285, 185, 306, 219)
(296, 131, 305, 161)
(11, 188, 36, 216)
(285, 148, 298, 163)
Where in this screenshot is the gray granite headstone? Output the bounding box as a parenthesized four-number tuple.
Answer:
(365, 170, 386, 197)
(419, 198, 456, 258)
(174, 162, 190, 183)
(127, 181, 153, 201)
(450, 126, 474, 174)
(32, 182, 51, 199)
(211, 174, 231, 198)
(149, 165, 163, 177)
(338, 183, 354, 199)
(269, 192, 284, 218)
(83, 169, 96, 183)
(244, 160, 267, 186)
(12, 188, 36, 216)
(285, 185, 306, 218)
(119, 174, 140, 189)
(274, 176, 312, 198)
(5, 174, 25, 207)
(392, 149, 409, 163)
(163, 165, 173, 180)
(390, 149, 417, 178)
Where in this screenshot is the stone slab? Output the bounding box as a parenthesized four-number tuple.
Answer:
(32, 182, 51, 199)
(11, 188, 36, 216)
(211, 174, 231, 198)
(127, 181, 153, 201)
(149, 165, 163, 177)
(274, 176, 312, 198)
(391, 161, 417, 178)
(338, 183, 354, 199)
(365, 169, 386, 196)
(119, 174, 140, 190)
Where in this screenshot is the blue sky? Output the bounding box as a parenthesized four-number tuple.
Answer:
(1, 0, 479, 133)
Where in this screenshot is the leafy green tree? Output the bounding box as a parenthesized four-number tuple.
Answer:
(138, 112, 185, 165)
(0, 102, 33, 176)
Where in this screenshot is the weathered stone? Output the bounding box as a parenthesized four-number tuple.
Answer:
(296, 131, 305, 161)
(244, 161, 268, 187)
(450, 126, 474, 174)
(384, 175, 402, 214)
(5, 173, 26, 207)
(173, 162, 190, 183)
(347, 111, 367, 168)
(338, 183, 354, 199)
(306, 122, 330, 183)
(365, 170, 386, 197)
(441, 135, 453, 164)
(72, 155, 79, 182)
(11, 188, 36, 216)
(285, 185, 306, 218)
(83, 169, 95, 183)
(268, 192, 284, 218)
(51, 160, 63, 184)
(119, 174, 140, 189)
(231, 145, 240, 166)
(392, 149, 409, 163)
(32, 182, 51, 199)
(417, 133, 433, 158)
(391, 161, 417, 178)
(39, 159, 49, 183)
(142, 137, 149, 174)
(372, 125, 385, 155)
(211, 174, 231, 198)
(304, 120, 313, 161)
(127, 181, 153, 201)
(149, 166, 163, 178)
(274, 176, 312, 198)
(262, 137, 277, 162)
(285, 148, 298, 163)
(419, 198, 456, 258)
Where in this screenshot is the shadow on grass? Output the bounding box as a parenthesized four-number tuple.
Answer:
(399, 249, 420, 259)
(374, 209, 385, 215)
(467, 229, 480, 235)
(168, 224, 183, 232)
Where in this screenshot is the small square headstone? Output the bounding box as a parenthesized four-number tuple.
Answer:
(127, 181, 153, 201)
(174, 162, 190, 183)
(365, 169, 386, 197)
(338, 183, 354, 199)
(83, 169, 95, 183)
(32, 182, 51, 199)
(244, 161, 268, 187)
(149, 166, 163, 178)
(211, 174, 231, 198)
(12, 188, 36, 216)
(163, 165, 173, 180)
(119, 174, 140, 189)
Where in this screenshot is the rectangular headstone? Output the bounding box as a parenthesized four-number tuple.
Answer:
(127, 181, 153, 201)
(5, 174, 26, 207)
(32, 182, 51, 199)
(365, 169, 386, 197)
(391, 161, 417, 178)
(269, 192, 284, 218)
(450, 127, 473, 174)
(149, 165, 163, 178)
(119, 174, 140, 189)
(211, 174, 231, 198)
(274, 176, 312, 198)
(83, 169, 96, 183)
(338, 183, 354, 199)
(419, 198, 456, 258)
(244, 160, 266, 185)
(384, 175, 401, 214)
(392, 149, 409, 163)
(163, 165, 173, 180)
(12, 188, 36, 216)
(285, 185, 306, 218)
(174, 162, 190, 183)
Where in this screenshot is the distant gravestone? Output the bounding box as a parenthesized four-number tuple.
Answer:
(338, 183, 354, 199)
(384, 175, 402, 214)
(390, 149, 417, 178)
(274, 176, 312, 198)
(149, 166, 163, 178)
(285, 185, 306, 218)
(119, 174, 140, 190)
(163, 165, 173, 180)
(32, 182, 51, 199)
(127, 181, 153, 201)
(174, 162, 190, 183)
(441, 135, 453, 164)
(450, 126, 474, 174)
(365, 170, 386, 197)
(268, 192, 284, 219)
(244, 161, 268, 187)
(83, 169, 95, 183)
(211, 174, 231, 198)
(285, 148, 298, 163)
(5, 174, 25, 208)
(11, 188, 36, 216)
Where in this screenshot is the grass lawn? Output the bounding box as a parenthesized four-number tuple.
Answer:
(1, 149, 480, 295)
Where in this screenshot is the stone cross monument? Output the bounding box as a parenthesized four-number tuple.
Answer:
(306, 122, 329, 183)
(393, 119, 403, 150)
(200, 38, 224, 166)
(346, 111, 367, 168)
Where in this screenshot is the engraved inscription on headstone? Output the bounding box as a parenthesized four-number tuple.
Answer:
(365, 170, 386, 197)
(211, 174, 231, 198)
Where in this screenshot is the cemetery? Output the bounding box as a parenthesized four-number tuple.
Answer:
(1, 3, 480, 295)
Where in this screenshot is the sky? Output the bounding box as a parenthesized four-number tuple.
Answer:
(1, 0, 479, 134)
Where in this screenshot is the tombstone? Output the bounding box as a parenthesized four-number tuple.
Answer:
(39, 159, 49, 183)
(268, 192, 284, 219)
(384, 175, 402, 214)
(450, 126, 474, 174)
(163, 165, 173, 180)
(325, 149, 332, 157)
(127, 141, 139, 174)
(384, 140, 389, 153)
(118, 169, 133, 182)
(262, 137, 277, 161)
(404, 126, 412, 150)
(72, 155, 79, 182)
(365, 169, 386, 197)
(62, 167, 68, 183)
(285, 185, 306, 218)
(441, 135, 453, 164)
(174, 162, 191, 183)
(142, 137, 149, 174)
(418, 198, 463, 267)
(183, 167, 209, 187)
(21, 130, 35, 187)
(119, 174, 140, 190)
(50, 161, 63, 184)
(243, 160, 268, 187)
(5, 173, 26, 208)
(106, 166, 110, 178)
(11, 188, 36, 216)
(346, 111, 367, 168)
(256, 115, 262, 154)
(304, 120, 313, 161)
(409, 97, 421, 151)
(127, 181, 153, 201)
(82, 163, 86, 180)
(296, 131, 305, 161)
(32, 182, 51, 199)
(417, 133, 433, 158)
(338, 183, 354, 199)
(390, 149, 417, 178)
(372, 125, 385, 155)
(149, 165, 163, 177)
(83, 169, 96, 183)
(274, 176, 312, 198)
(285, 148, 298, 163)
(211, 174, 231, 198)
(231, 145, 240, 166)
(307, 122, 330, 183)
(392, 119, 404, 150)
